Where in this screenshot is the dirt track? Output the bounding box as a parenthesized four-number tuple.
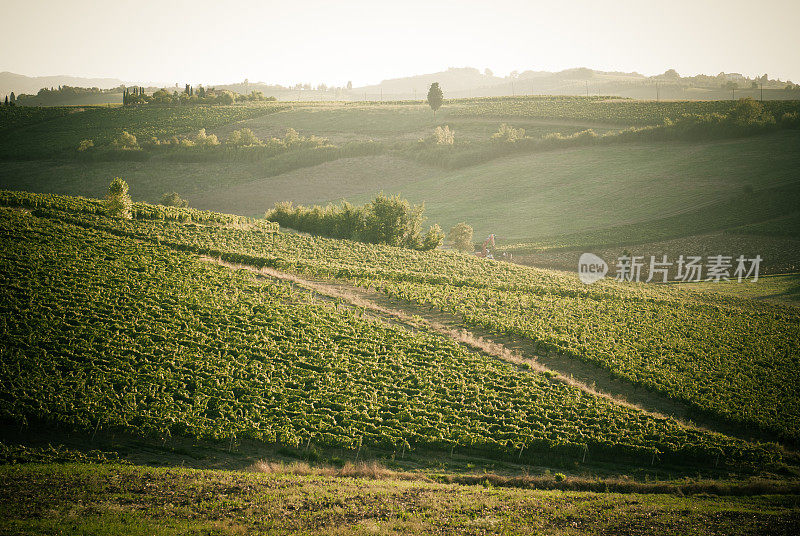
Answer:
(201, 256, 792, 451)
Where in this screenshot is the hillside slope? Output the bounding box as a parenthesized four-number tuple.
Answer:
(3, 203, 779, 468)
(3, 191, 798, 448)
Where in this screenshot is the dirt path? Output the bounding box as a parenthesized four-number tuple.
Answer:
(201, 256, 791, 450)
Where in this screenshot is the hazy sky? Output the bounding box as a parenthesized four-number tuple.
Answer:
(2, 0, 799, 86)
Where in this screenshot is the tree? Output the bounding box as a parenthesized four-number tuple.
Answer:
(663, 69, 679, 79)
(448, 222, 474, 252)
(264, 194, 442, 250)
(106, 177, 132, 219)
(111, 131, 138, 150)
(151, 88, 172, 104)
(160, 191, 189, 208)
(362, 194, 424, 248)
(346, 80, 353, 90)
(484, 68, 493, 77)
(216, 90, 236, 105)
(3, 96, 7, 106)
(427, 82, 443, 116)
(723, 81, 739, 99)
(9, 92, 15, 105)
(421, 224, 445, 251)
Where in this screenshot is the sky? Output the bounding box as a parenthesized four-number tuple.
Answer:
(2, 0, 799, 87)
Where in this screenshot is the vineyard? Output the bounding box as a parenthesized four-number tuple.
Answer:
(3, 98, 799, 247)
(0, 104, 284, 160)
(2, 191, 798, 448)
(0, 189, 278, 227)
(445, 95, 800, 126)
(1, 205, 782, 469)
(0, 106, 78, 133)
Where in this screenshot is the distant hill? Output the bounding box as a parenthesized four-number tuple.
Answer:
(3, 67, 799, 104)
(354, 67, 799, 101)
(358, 67, 504, 97)
(0, 72, 125, 99)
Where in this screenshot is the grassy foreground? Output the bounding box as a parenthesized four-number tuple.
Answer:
(1, 463, 799, 536)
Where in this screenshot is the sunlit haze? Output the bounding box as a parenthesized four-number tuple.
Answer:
(3, 0, 799, 86)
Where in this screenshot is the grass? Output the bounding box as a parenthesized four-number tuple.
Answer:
(510, 230, 800, 282)
(677, 273, 800, 306)
(214, 101, 622, 143)
(1, 463, 798, 535)
(386, 131, 800, 242)
(499, 179, 800, 255)
(2, 100, 799, 252)
(4, 129, 797, 247)
(728, 211, 800, 238)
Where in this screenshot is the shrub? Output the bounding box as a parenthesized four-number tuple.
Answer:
(421, 224, 445, 251)
(491, 123, 526, 142)
(160, 192, 189, 208)
(111, 131, 139, 150)
(77, 139, 94, 152)
(106, 177, 132, 218)
(434, 125, 455, 145)
(227, 128, 263, 147)
(729, 98, 773, 126)
(448, 222, 474, 252)
(194, 128, 220, 146)
(781, 111, 800, 128)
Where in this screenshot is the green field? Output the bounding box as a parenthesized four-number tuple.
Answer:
(2, 97, 800, 532)
(362, 131, 800, 241)
(2, 463, 799, 536)
(1, 193, 799, 531)
(1, 98, 798, 255)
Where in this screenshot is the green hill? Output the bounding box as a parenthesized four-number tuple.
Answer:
(1, 98, 799, 255)
(3, 189, 800, 534)
(3, 191, 798, 451)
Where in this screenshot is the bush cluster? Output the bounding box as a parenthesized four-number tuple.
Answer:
(406, 98, 800, 170)
(265, 194, 444, 251)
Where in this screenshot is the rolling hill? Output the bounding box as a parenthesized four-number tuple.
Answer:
(2, 97, 798, 270)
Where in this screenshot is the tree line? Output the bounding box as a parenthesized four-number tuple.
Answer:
(265, 194, 445, 251)
(123, 85, 276, 106)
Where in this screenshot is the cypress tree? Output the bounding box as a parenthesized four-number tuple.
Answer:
(427, 83, 443, 116)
